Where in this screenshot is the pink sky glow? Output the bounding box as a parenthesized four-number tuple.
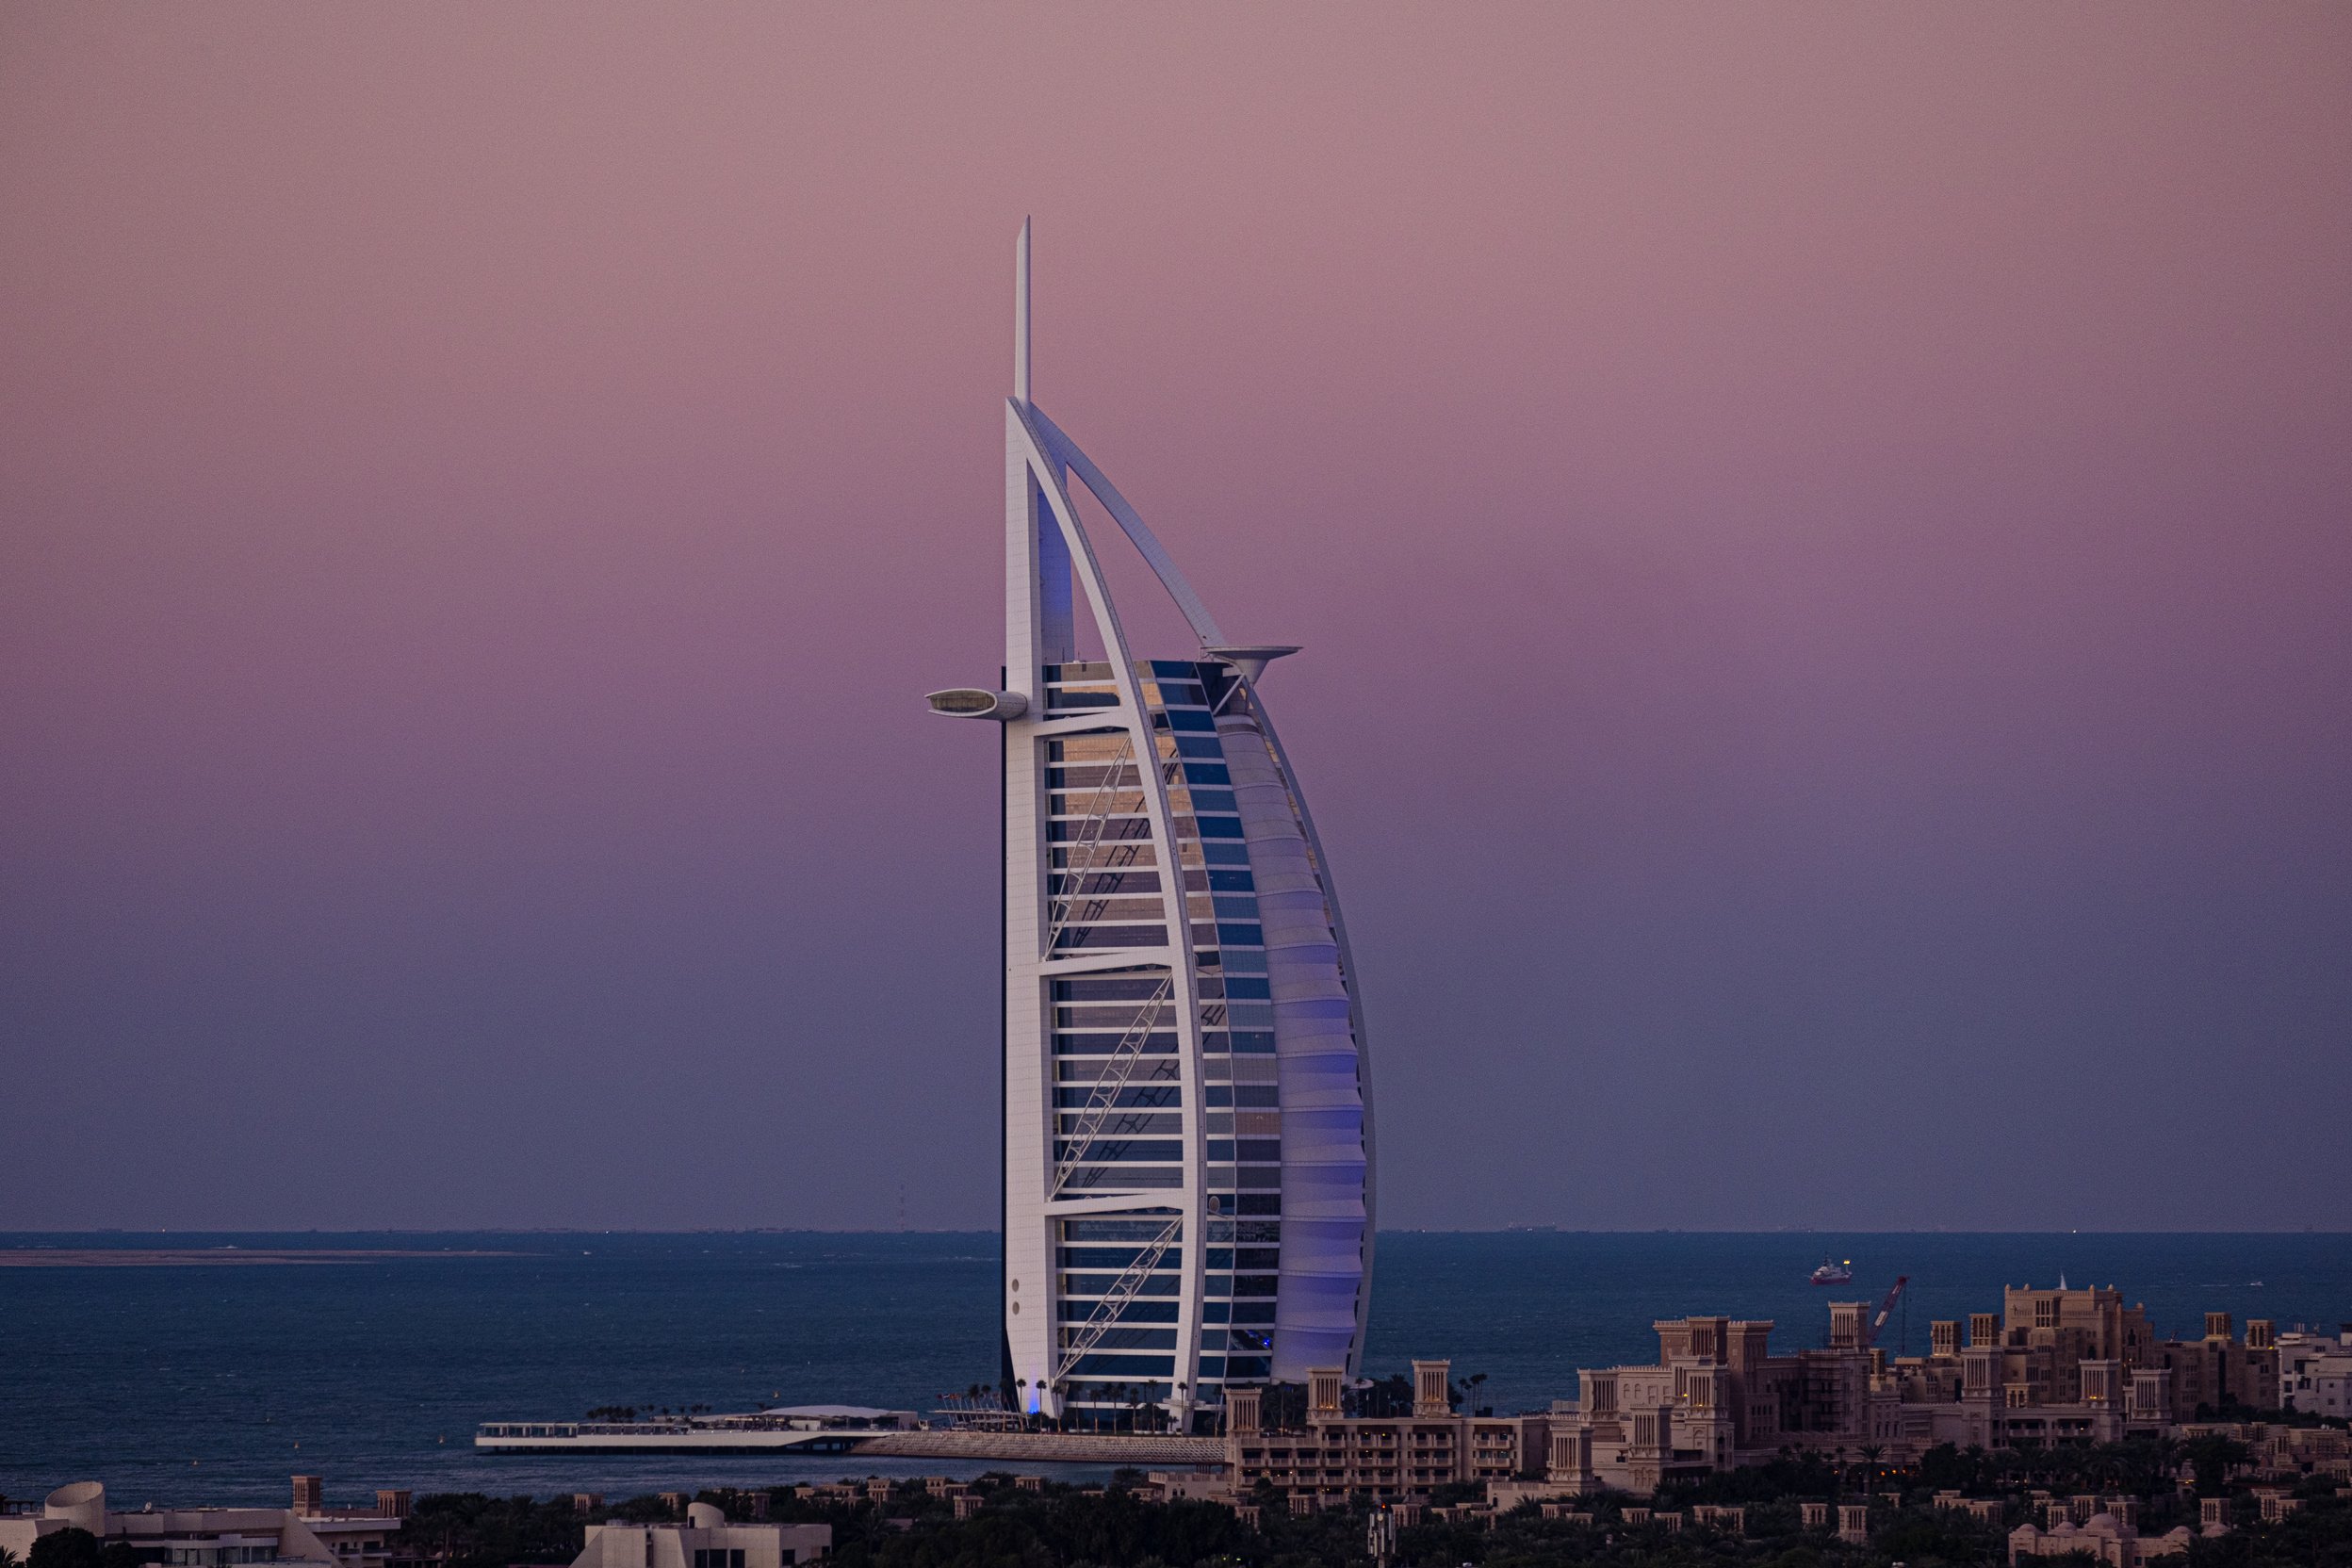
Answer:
(4, 5, 2348, 1229)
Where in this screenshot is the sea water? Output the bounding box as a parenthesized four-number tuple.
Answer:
(1, 1231, 2343, 1506)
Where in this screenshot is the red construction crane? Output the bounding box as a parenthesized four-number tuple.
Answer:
(1863, 1275, 1909, 1347)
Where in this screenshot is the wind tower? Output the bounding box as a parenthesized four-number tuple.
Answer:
(927, 220, 1376, 1430)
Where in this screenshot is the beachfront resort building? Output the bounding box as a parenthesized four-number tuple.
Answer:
(1212, 1284, 2330, 1509)
(928, 222, 1374, 1429)
(1547, 1287, 2282, 1493)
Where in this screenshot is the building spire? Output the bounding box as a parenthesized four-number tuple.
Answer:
(1014, 217, 1032, 404)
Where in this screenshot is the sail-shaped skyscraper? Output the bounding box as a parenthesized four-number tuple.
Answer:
(928, 222, 1375, 1430)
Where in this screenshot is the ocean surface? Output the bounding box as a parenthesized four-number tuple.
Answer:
(2, 1232, 2344, 1509)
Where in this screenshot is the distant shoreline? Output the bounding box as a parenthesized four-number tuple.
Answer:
(0, 1249, 523, 1267)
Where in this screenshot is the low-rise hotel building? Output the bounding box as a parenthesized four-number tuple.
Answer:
(1222, 1362, 1547, 1507)
(2008, 1511, 2201, 1564)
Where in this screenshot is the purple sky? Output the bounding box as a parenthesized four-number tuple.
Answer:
(5, 6, 2347, 1230)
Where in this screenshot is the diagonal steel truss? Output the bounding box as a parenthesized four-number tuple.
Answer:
(1052, 1211, 1184, 1385)
(1044, 731, 1195, 954)
(1050, 972, 1173, 1198)
(1044, 733, 1145, 953)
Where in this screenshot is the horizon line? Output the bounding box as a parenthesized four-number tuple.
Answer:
(4, 1226, 2346, 1237)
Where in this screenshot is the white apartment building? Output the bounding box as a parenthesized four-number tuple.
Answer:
(572, 1505, 827, 1568)
(2278, 1326, 2352, 1416)
(0, 1482, 403, 1568)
